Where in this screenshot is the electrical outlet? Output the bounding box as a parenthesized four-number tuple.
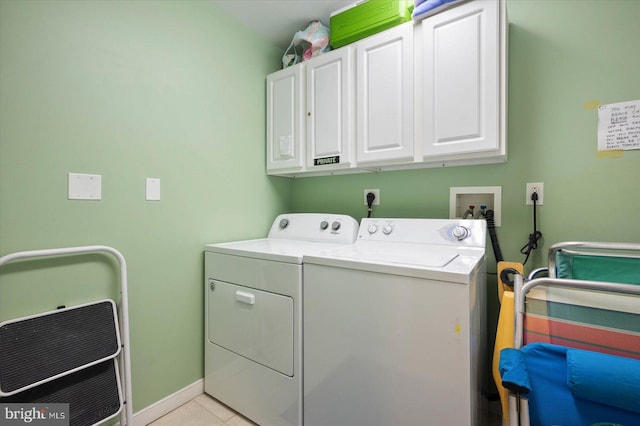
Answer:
(363, 189, 380, 205)
(526, 182, 544, 205)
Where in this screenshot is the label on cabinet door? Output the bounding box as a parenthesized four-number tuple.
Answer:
(279, 135, 294, 158)
(314, 155, 340, 166)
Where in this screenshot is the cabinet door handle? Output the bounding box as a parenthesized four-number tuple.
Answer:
(235, 291, 255, 305)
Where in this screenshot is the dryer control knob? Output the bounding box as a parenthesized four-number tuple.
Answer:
(452, 225, 469, 240)
(279, 218, 289, 229)
(367, 224, 378, 234)
(320, 221, 329, 230)
(382, 225, 393, 235)
(331, 221, 341, 231)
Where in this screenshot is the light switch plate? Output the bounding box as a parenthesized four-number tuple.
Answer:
(146, 178, 161, 201)
(68, 173, 102, 200)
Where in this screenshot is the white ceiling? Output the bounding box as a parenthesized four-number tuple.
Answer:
(211, 0, 358, 52)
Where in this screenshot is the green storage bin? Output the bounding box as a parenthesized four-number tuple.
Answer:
(330, 0, 413, 49)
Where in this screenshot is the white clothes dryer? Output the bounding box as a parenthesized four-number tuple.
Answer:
(204, 213, 359, 426)
(303, 218, 487, 426)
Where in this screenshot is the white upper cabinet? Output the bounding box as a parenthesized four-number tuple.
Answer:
(265, 0, 507, 177)
(266, 65, 305, 172)
(305, 48, 354, 170)
(356, 22, 414, 164)
(419, 0, 505, 161)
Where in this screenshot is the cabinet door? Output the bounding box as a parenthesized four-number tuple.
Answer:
(266, 66, 305, 172)
(421, 0, 499, 157)
(356, 23, 414, 164)
(306, 48, 353, 169)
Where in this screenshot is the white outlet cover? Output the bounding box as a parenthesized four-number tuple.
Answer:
(68, 173, 102, 200)
(526, 182, 544, 205)
(146, 178, 161, 201)
(363, 189, 380, 205)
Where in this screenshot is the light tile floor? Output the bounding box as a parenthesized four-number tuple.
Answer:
(148, 394, 257, 426)
(149, 394, 502, 426)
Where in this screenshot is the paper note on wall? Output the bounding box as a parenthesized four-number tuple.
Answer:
(597, 99, 640, 151)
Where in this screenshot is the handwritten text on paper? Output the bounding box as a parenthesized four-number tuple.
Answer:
(597, 100, 640, 151)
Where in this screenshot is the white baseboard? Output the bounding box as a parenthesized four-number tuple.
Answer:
(118, 379, 204, 426)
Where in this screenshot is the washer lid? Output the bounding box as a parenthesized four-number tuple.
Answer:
(305, 241, 485, 283)
(315, 242, 460, 267)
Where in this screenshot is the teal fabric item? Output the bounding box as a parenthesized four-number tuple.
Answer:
(520, 343, 576, 426)
(567, 348, 640, 415)
(556, 251, 640, 284)
(516, 343, 640, 426)
(499, 348, 531, 394)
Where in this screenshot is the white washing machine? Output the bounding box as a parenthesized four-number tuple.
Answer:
(204, 213, 359, 426)
(303, 218, 487, 426)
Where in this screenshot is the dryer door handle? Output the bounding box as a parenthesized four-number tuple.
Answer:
(235, 291, 256, 305)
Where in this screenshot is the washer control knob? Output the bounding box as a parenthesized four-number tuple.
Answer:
(279, 218, 289, 229)
(367, 224, 378, 234)
(331, 221, 341, 231)
(382, 225, 393, 235)
(452, 225, 469, 241)
(320, 220, 329, 230)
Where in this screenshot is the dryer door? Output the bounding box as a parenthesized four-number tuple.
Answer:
(208, 281, 294, 377)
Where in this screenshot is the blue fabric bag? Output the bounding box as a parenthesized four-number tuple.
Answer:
(412, 0, 465, 21)
(567, 348, 640, 415)
(500, 343, 640, 426)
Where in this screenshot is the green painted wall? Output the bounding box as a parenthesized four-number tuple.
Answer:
(0, 0, 290, 411)
(291, 0, 640, 274)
